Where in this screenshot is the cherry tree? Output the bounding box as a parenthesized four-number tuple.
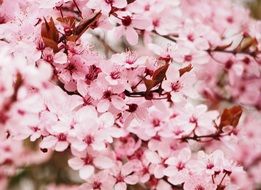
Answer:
(0, 0, 261, 189)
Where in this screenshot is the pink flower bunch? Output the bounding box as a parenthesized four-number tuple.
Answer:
(0, 0, 261, 189)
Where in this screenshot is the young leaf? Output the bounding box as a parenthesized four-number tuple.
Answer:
(236, 35, 257, 53)
(152, 63, 169, 82)
(57, 16, 76, 29)
(41, 17, 59, 52)
(143, 78, 157, 92)
(72, 12, 101, 41)
(142, 63, 169, 92)
(219, 105, 243, 129)
(179, 64, 193, 76)
(214, 42, 233, 51)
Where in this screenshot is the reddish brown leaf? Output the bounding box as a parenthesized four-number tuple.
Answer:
(66, 35, 78, 42)
(236, 36, 257, 53)
(41, 17, 59, 52)
(214, 42, 233, 51)
(152, 64, 169, 82)
(219, 105, 243, 129)
(127, 0, 136, 4)
(141, 63, 169, 93)
(57, 16, 76, 29)
(73, 12, 101, 41)
(143, 78, 157, 92)
(41, 37, 59, 52)
(179, 64, 193, 76)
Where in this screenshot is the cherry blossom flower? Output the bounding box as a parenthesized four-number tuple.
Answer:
(113, 13, 150, 45)
(164, 148, 191, 185)
(87, 0, 127, 15)
(68, 148, 115, 180)
(110, 161, 140, 190)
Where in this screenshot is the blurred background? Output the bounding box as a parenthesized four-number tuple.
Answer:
(246, 0, 261, 19)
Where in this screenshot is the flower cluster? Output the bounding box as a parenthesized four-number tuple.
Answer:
(0, 0, 261, 189)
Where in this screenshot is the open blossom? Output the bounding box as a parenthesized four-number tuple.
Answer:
(162, 64, 198, 102)
(68, 148, 115, 180)
(183, 174, 217, 190)
(113, 13, 150, 45)
(164, 148, 191, 185)
(110, 160, 140, 190)
(87, 0, 127, 15)
(79, 171, 114, 190)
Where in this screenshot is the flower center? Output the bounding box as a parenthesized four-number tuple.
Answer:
(58, 133, 67, 141)
(105, 0, 113, 5)
(84, 135, 94, 145)
(127, 104, 138, 112)
(152, 118, 161, 127)
(122, 16, 132, 26)
(93, 181, 102, 189)
(171, 81, 181, 92)
(103, 90, 112, 100)
(207, 163, 214, 169)
(184, 55, 193, 62)
(110, 71, 121, 79)
(176, 161, 185, 171)
(83, 155, 93, 165)
(116, 174, 124, 183)
(195, 185, 205, 190)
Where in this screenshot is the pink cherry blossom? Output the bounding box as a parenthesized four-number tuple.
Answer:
(113, 13, 150, 45)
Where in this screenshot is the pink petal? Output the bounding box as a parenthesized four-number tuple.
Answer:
(125, 27, 138, 45)
(132, 18, 150, 30)
(99, 112, 114, 127)
(124, 174, 139, 185)
(97, 99, 110, 113)
(145, 150, 161, 164)
(94, 156, 114, 169)
(71, 140, 87, 152)
(164, 166, 177, 176)
(154, 165, 165, 178)
(114, 26, 124, 40)
(40, 136, 58, 149)
(166, 65, 180, 82)
(68, 157, 84, 170)
(55, 141, 69, 152)
(115, 182, 127, 190)
(114, 0, 127, 8)
(157, 180, 172, 190)
(178, 148, 191, 162)
(54, 52, 67, 64)
(79, 165, 95, 180)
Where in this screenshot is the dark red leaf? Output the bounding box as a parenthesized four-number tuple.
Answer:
(73, 12, 101, 41)
(41, 17, 59, 52)
(219, 105, 243, 129)
(179, 64, 193, 76)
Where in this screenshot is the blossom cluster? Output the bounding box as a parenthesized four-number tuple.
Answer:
(0, 0, 261, 189)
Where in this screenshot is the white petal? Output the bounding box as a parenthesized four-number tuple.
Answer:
(125, 27, 138, 45)
(97, 99, 110, 113)
(94, 156, 114, 169)
(55, 141, 69, 152)
(54, 52, 67, 64)
(99, 112, 114, 127)
(40, 136, 58, 149)
(145, 150, 161, 164)
(79, 165, 95, 180)
(114, 0, 127, 8)
(68, 157, 84, 170)
(115, 182, 127, 190)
